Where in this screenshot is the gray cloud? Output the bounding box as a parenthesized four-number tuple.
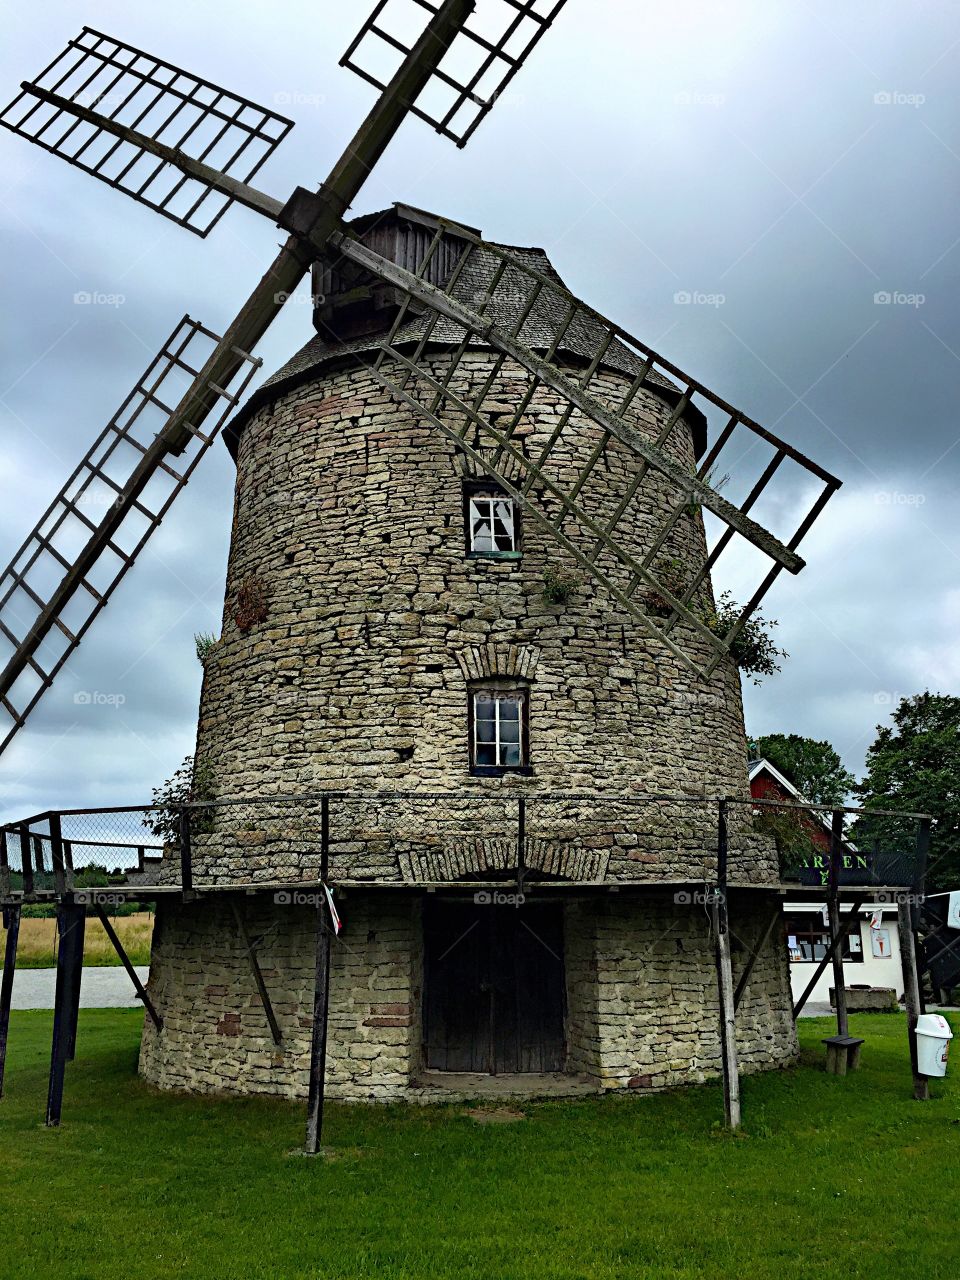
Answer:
(2, 0, 959, 817)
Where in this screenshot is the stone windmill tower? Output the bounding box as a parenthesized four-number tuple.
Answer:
(0, 4, 840, 1134)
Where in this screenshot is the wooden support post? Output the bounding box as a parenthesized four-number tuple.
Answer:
(49, 812, 67, 897)
(0, 904, 22, 1098)
(517, 795, 526, 896)
(713, 800, 741, 1130)
(179, 808, 193, 898)
(93, 905, 162, 1032)
(46, 900, 85, 1127)
(305, 796, 332, 1155)
(913, 817, 931, 1014)
(230, 900, 282, 1046)
(18, 826, 34, 897)
(65, 904, 86, 1063)
(898, 897, 930, 1101)
(828, 809, 849, 1038)
(733, 902, 783, 1011)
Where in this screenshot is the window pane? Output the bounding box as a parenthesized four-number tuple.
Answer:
(475, 696, 496, 720)
(476, 743, 496, 766)
(470, 499, 494, 552)
(502, 742, 522, 767)
(499, 718, 520, 743)
(476, 718, 496, 743)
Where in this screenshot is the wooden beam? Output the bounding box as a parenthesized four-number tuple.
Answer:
(898, 899, 930, 1101)
(305, 799, 332, 1155)
(45, 900, 85, 1127)
(0, 905, 21, 1098)
(93, 904, 162, 1032)
(713, 801, 741, 1129)
(230, 901, 282, 1046)
(15, 83, 285, 223)
(828, 810, 849, 1039)
(733, 902, 783, 1012)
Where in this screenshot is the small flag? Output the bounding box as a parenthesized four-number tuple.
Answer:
(870, 909, 884, 930)
(948, 890, 960, 930)
(323, 883, 342, 935)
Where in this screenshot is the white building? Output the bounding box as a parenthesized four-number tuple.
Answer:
(784, 900, 903, 1004)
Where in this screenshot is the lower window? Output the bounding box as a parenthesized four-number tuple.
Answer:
(786, 912, 863, 963)
(470, 685, 529, 774)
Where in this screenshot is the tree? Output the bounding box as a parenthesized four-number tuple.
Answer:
(853, 693, 960, 892)
(753, 733, 855, 805)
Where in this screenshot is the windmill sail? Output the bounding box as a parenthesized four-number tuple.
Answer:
(331, 222, 841, 677)
(0, 318, 262, 753)
(342, 0, 568, 146)
(0, 27, 293, 236)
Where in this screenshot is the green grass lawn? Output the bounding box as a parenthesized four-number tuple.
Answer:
(0, 1011, 957, 1280)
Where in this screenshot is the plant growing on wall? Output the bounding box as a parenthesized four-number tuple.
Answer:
(194, 631, 218, 663)
(233, 575, 270, 632)
(147, 754, 217, 844)
(542, 566, 581, 606)
(702, 593, 786, 683)
(643, 560, 785, 683)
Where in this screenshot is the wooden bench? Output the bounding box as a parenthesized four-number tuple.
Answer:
(822, 1035, 865, 1076)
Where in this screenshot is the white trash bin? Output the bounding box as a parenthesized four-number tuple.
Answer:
(916, 1014, 954, 1078)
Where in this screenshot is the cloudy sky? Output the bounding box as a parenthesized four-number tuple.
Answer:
(1, 0, 958, 820)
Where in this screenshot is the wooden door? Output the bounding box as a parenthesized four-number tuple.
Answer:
(424, 900, 566, 1073)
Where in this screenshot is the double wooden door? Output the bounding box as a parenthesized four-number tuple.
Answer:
(424, 900, 566, 1074)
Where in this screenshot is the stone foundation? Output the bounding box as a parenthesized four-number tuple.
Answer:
(139, 890, 798, 1101)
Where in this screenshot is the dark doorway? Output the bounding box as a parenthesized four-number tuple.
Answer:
(423, 899, 566, 1073)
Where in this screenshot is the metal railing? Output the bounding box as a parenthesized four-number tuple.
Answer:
(0, 790, 932, 900)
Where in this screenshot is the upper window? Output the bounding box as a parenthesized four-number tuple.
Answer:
(464, 483, 520, 559)
(470, 686, 529, 774)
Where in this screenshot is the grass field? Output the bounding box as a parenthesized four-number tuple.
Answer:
(0, 1011, 957, 1280)
(0, 911, 154, 968)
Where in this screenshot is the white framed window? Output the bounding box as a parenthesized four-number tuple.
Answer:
(470, 687, 528, 772)
(465, 485, 520, 557)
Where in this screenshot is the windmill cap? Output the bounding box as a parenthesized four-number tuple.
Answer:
(224, 203, 706, 458)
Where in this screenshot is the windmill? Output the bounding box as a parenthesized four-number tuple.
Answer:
(0, 0, 840, 760)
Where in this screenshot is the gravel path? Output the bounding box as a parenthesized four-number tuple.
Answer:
(9, 966, 149, 1010)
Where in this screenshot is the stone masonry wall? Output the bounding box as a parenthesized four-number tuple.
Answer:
(139, 891, 796, 1100)
(188, 351, 773, 887)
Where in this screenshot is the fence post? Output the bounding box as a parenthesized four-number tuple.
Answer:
(179, 808, 193, 897)
(712, 799, 741, 1129)
(517, 795, 526, 895)
(49, 812, 67, 898)
(18, 826, 33, 898)
(305, 794, 332, 1155)
(0, 904, 21, 1098)
(828, 809, 849, 1037)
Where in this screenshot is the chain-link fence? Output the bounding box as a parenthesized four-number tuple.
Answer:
(0, 790, 928, 899)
